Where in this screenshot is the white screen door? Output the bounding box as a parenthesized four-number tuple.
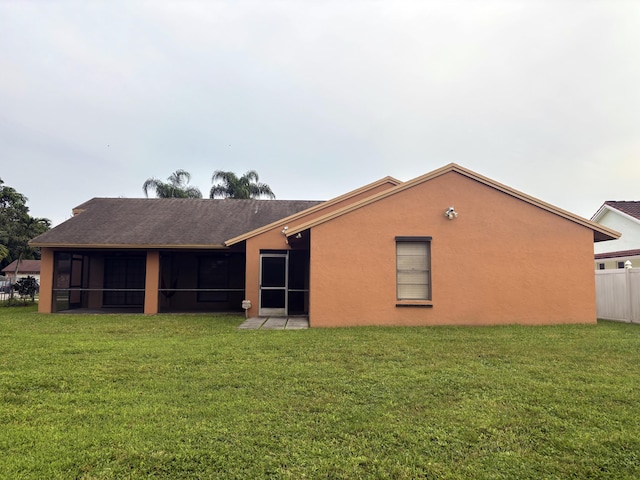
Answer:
(259, 253, 288, 316)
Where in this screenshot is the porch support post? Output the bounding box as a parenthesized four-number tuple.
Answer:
(144, 251, 160, 315)
(38, 248, 54, 313)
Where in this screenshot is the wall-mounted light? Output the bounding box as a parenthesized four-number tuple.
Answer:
(444, 206, 458, 220)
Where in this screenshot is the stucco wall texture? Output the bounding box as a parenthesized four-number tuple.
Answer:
(243, 179, 399, 318)
(307, 171, 596, 327)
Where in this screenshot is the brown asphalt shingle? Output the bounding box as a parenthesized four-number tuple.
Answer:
(1, 259, 41, 274)
(30, 198, 323, 248)
(595, 249, 640, 260)
(605, 201, 640, 220)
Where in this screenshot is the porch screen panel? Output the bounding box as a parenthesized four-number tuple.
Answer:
(288, 249, 310, 315)
(53, 252, 72, 311)
(198, 256, 229, 302)
(261, 256, 286, 287)
(261, 290, 286, 308)
(69, 255, 84, 306)
(103, 256, 145, 306)
(396, 240, 431, 300)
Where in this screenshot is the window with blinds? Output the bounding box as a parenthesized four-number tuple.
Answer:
(396, 238, 431, 300)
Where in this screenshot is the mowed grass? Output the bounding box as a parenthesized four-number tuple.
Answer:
(1, 307, 640, 479)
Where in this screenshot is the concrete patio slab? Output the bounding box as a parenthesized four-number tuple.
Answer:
(262, 317, 288, 329)
(285, 317, 310, 329)
(237, 317, 267, 329)
(239, 316, 309, 330)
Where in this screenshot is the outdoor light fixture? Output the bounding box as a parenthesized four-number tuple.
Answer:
(444, 207, 458, 220)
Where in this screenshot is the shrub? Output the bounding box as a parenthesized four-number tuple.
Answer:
(12, 275, 39, 303)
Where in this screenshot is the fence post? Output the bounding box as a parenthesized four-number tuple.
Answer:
(625, 261, 633, 323)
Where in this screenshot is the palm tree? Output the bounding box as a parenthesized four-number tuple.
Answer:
(209, 170, 276, 199)
(143, 170, 202, 198)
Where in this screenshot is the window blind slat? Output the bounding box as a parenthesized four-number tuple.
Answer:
(397, 271, 430, 283)
(397, 255, 428, 269)
(397, 284, 429, 299)
(396, 240, 431, 301)
(397, 242, 427, 256)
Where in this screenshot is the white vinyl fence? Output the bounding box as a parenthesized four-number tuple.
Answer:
(595, 267, 640, 323)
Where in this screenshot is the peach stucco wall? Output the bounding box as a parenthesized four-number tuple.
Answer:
(144, 251, 160, 315)
(243, 179, 399, 317)
(308, 171, 597, 327)
(38, 248, 54, 313)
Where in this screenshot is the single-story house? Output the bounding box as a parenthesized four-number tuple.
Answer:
(30, 164, 620, 327)
(592, 201, 640, 269)
(1, 259, 41, 283)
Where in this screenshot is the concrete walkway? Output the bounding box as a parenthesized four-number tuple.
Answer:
(238, 316, 309, 330)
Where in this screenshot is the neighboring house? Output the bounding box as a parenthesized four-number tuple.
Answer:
(1, 259, 41, 283)
(591, 201, 640, 270)
(30, 164, 619, 327)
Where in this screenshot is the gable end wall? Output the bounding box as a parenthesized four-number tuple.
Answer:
(594, 209, 640, 254)
(308, 171, 596, 327)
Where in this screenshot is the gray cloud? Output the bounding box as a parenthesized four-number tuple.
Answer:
(2, 0, 639, 226)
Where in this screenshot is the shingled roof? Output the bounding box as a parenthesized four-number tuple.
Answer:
(1, 259, 41, 274)
(594, 248, 640, 260)
(603, 201, 640, 220)
(30, 198, 323, 248)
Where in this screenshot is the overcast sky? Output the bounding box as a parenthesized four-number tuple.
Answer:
(1, 0, 639, 227)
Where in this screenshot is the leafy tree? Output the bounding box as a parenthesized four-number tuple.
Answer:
(143, 170, 202, 198)
(12, 276, 39, 303)
(0, 179, 50, 271)
(209, 170, 275, 199)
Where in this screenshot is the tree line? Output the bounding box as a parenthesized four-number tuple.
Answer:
(143, 169, 275, 199)
(0, 179, 51, 271)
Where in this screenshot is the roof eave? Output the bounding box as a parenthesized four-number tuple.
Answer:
(30, 243, 229, 250)
(593, 204, 640, 227)
(591, 203, 610, 222)
(285, 163, 622, 242)
(595, 248, 640, 260)
(224, 176, 402, 246)
(594, 228, 621, 242)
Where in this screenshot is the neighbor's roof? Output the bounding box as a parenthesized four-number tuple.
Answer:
(592, 201, 640, 223)
(1, 259, 41, 274)
(29, 198, 323, 249)
(285, 163, 620, 243)
(594, 249, 640, 260)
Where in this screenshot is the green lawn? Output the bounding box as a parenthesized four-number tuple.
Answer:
(1, 307, 640, 479)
